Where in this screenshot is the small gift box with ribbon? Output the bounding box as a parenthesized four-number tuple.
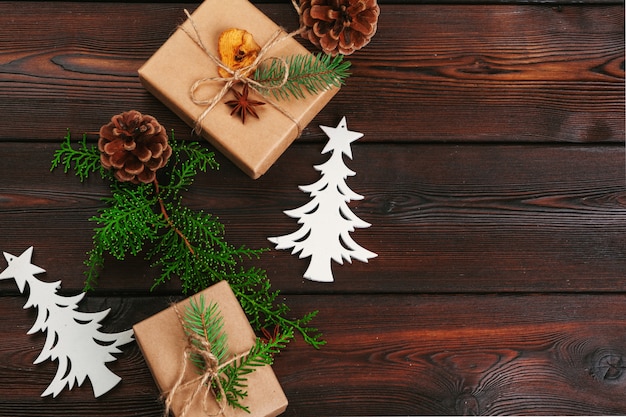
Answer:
(138, 0, 344, 179)
(133, 281, 288, 417)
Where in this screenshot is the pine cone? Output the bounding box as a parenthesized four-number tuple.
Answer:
(300, 0, 380, 56)
(98, 110, 172, 184)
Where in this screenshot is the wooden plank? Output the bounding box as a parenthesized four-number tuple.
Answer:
(0, 293, 624, 415)
(24, 0, 626, 2)
(276, 293, 626, 415)
(0, 3, 622, 143)
(0, 1, 622, 417)
(0, 141, 623, 294)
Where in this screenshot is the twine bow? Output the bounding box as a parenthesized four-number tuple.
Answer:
(179, 5, 306, 135)
(163, 304, 248, 417)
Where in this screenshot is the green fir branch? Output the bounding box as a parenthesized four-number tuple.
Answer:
(218, 331, 292, 412)
(50, 131, 325, 349)
(183, 296, 229, 369)
(253, 53, 351, 101)
(182, 295, 292, 413)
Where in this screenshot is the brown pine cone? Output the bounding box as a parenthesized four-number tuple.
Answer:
(300, 0, 380, 56)
(98, 110, 172, 184)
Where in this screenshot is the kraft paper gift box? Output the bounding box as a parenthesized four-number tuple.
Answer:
(133, 281, 288, 417)
(138, 0, 340, 179)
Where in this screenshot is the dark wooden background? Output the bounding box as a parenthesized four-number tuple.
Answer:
(0, 0, 624, 415)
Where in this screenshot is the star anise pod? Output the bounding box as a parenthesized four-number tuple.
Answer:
(224, 83, 265, 124)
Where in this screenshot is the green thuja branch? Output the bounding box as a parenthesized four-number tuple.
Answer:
(147, 195, 324, 348)
(147, 200, 267, 293)
(94, 182, 163, 259)
(230, 283, 324, 349)
(183, 296, 293, 413)
(51, 130, 104, 182)
(51, 131, 324, 348)
(253, 53, 351, 101)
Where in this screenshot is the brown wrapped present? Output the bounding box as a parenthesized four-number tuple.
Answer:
(138, 0, 340, 179)
(133, 281, 288, 417)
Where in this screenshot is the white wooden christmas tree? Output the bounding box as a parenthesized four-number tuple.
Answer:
(269, 117, 377, 282)
(0, 247, 134, 398)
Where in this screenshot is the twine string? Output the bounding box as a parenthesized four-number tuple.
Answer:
(162, 304, 250, 417)
(180, 8, 305, 136)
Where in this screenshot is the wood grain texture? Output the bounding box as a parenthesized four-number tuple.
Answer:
(0, 0, 623, 415)
(16, 0, 626, 4)
(275, 294, 626, 415)
(0, 2, 622, 143)
(0, 294, 625, 416)
(1, 142, 624, 294)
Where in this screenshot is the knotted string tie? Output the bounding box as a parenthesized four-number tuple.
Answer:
(162, 304, 248, 417)
(179, 8, 306, 136)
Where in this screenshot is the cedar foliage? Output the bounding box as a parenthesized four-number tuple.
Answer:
(50, 130, 325, 349)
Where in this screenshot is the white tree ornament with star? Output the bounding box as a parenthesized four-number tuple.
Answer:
(269, 117, 377, 282)
(0, 247, 134, 398)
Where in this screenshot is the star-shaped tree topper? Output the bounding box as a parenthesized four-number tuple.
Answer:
(320, 116, 363, 159)
(0, 246, 46, 292)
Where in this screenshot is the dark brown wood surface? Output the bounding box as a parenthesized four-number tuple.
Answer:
(0, 0, 624, 415)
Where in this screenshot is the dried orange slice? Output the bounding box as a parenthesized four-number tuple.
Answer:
(217, 28, 261, 78)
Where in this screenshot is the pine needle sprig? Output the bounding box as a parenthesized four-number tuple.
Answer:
(50, 130, 104, 182)
(183, 295, 229, 370)
(253, 53, 351, 101)
(218, 330, 292, 412)
(182, 295, 293, 413)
